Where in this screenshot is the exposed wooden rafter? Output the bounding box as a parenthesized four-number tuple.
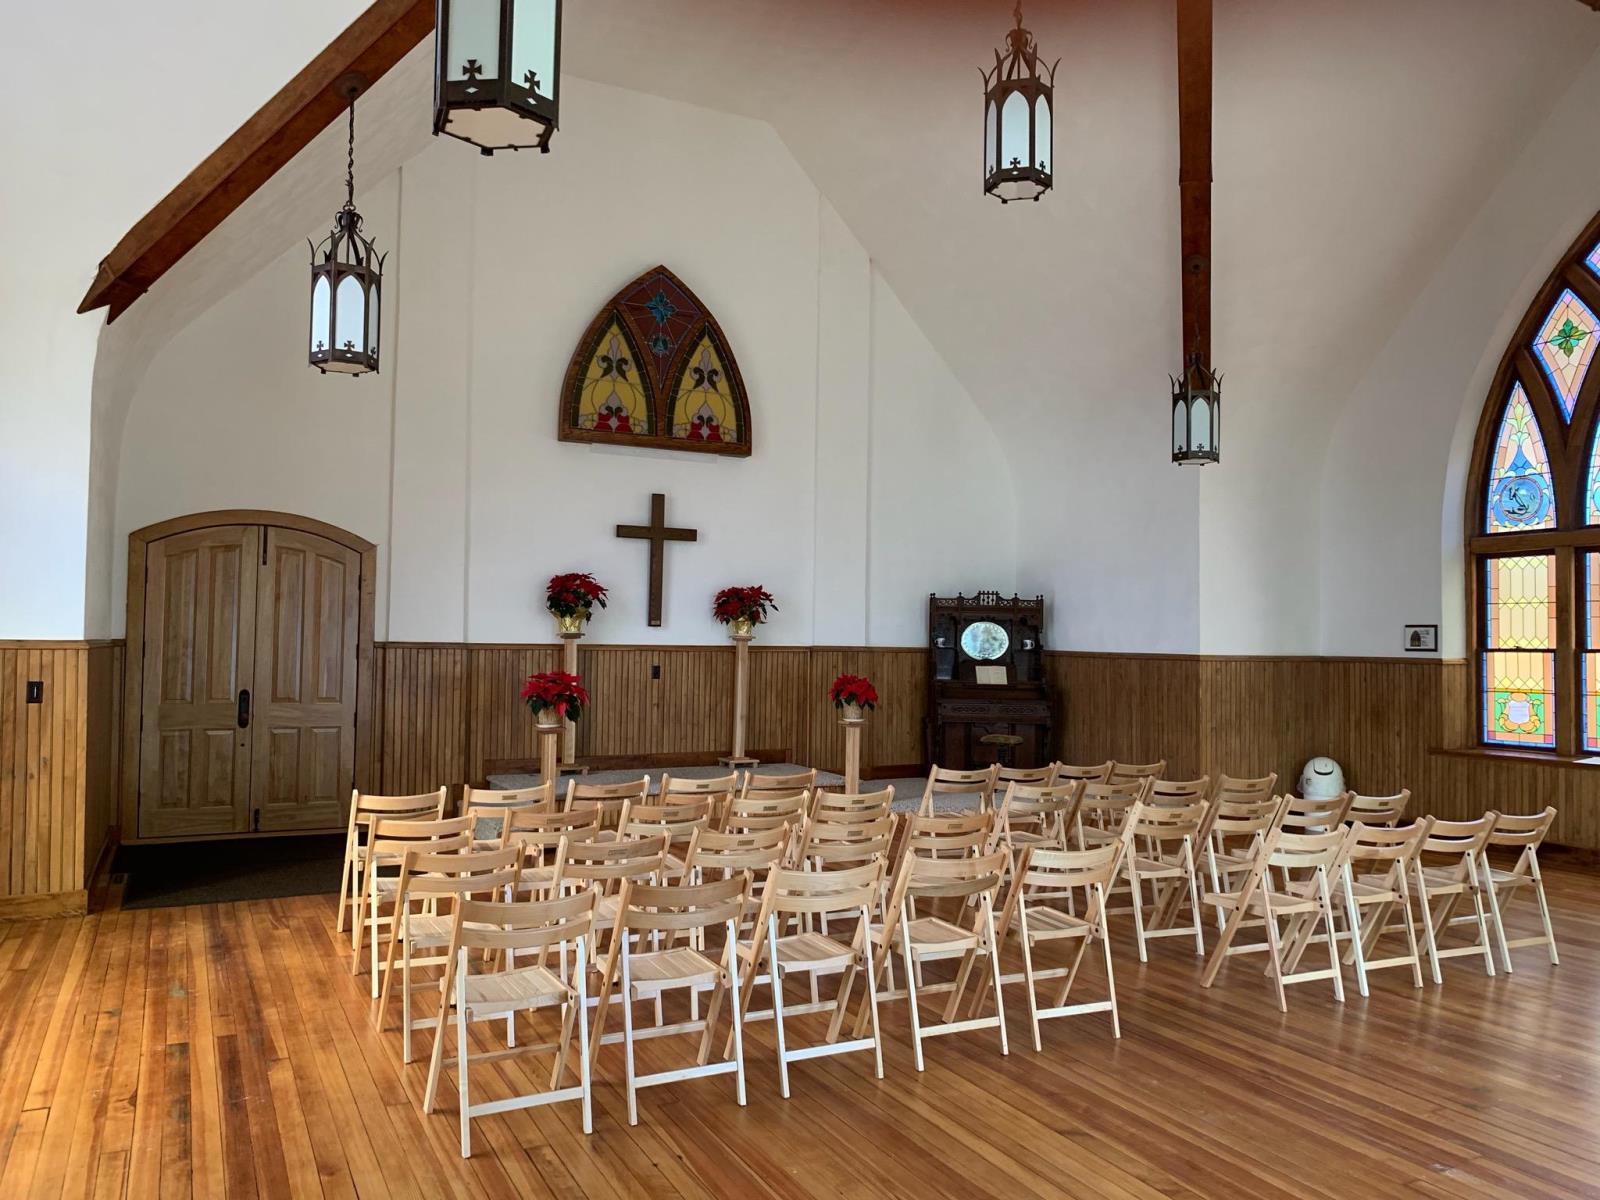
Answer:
(77, 0, 432, 322)
(1176, 0, 1212, 369)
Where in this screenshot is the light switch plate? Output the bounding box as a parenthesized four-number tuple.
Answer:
(25, 681, 43, 704)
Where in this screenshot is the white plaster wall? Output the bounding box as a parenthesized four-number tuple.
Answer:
(1320, 47, 1600, 659)
(112, 80, 1013, 647)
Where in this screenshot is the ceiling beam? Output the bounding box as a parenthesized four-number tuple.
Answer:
(1176, 0, 1212, 368)
(77, 0, 433, 322)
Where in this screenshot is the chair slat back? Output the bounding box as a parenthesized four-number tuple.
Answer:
(920, 764, 999, 813)
(1108, 759, 1166, 785)
(995, 765, 1055, 788)
(619, 797, 718, 844)
(803, 815, 898, 867)
(1346, 789, 1410, 827)
(619, 875, 749, 933)
(502, 806, 602, 856)
(1052, 761, 1112, 785)
(1345, 819, 1430, 864)
(1078, 778, 1149, 830)
(901, 810, 993, 858)
(998, 779, 1084, 834)
(555, 834, 670, 887)
(399, 845, 522, 899)
(758, 861, 883, 916)
(368, 815, 474, 859)
(1148, 776, 1210, 807)
(1018, 841, 1123, 891)
(740, 767, 818, 797)
(1486, 807, 1557, 848)
(351, 788, 449, 823)
(1209, 773, 1278, 806)
(564, 777, 648, 829)
(451, 890, 597, 952)
(1422, 814, 1496, 857)
(1266, 826, 1351, 871)
(1125, 797, 1207, 843)
(722, 791, 810, 835)
(901, 848, 1008, 900)
(462, 782, 554, 812)
(1281, 791, 1353, 833)
(683, 825, 791, 875)
(657, 772, 740, 798)
(811, 786, 895, 824)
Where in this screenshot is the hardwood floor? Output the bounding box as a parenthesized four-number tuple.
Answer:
(1, 858, 1598, 1199)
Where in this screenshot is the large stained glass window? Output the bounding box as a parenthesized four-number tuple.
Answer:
(1586, 554, 1600, 753)
(1485, 384, 1556, 533)
(1482, 555, 1557, 748)
(1532, 288, 1599, 420)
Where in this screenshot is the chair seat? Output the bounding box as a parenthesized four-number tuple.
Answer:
(739, 931, 855, 974)
(903, 916, 979, 955)
(1208, 849, 1253, 871)
(1418, 866, 1471, 892)
(1205, 888, 1319, 915)
(1005, 829, 1059, 848)
(1486, 866, 1530, 886)
(400, 913, 454, 948)
(457, 966, 569, 1017)
(1132, 853, 1188, 876)
(1019, 905, 1093, 938)
(1080, 826, 1119, 845)
(627, 947, 722, 995)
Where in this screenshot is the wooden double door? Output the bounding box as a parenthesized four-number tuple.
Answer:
(136, 522, 363, 839)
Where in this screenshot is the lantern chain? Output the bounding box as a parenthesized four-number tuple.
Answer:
(344, 97, 356, 212)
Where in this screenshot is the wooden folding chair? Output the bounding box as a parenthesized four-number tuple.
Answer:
(974, 841, 1124, 1048)
(460, 782, 555, 850)
(337, 788, 448, 934)
(549, 834, 671, 959)
(734, 860, 887, 1097)
(658, 772, 740, 804)
(592, 875, 750, 1124)
(1480, 807, 1560, 972)
(376, 845, 522, 1061)
(1155, 775, 1277, 930)
(995, 780, 1084, 859)
(1281, 792, 1354, 834)
(423, 890, 599, 1154)
(1283, 820, 1429, 996)
(899, 810, 994, 860)
(1413, 815, 1498, 982)
(1108, 759, 1166, 785)
(683, 825, 791, 893)
(500, 806, 602, 900)
(355, 815, 472, 996)
(1207, 773, 1278, 808)
(1346, 789, 1410, 828)
(1120, 798, 1207, 962)
(1073, 779, 1150, 850)
(564, 776, 648, 834)
(1200, 826, 1351, 1012)
(918, 764, 999, 816)
(878, 849, 1010, 1070)
(810, 785, 895, 827)
(722, 790, 811, 846)
(1052, 761, 1112, 786)
(740, 767, 818, 798)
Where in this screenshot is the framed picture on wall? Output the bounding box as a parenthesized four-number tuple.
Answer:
(1403, 624, 1438, 653)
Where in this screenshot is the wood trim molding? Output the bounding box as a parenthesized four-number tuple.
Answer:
(0, 889, 89, 921)
(78, 0, 433, 321)
(120, 512, 378, 842)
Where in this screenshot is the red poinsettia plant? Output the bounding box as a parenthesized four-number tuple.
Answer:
(520, 671, 590, 721)
(830, 673, 879, 711)
(546, 572, 608, 621)
(713, 585, 778, 625)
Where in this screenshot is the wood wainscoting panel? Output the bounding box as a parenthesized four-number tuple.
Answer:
(0, 641, 122, 907)
(376, 645, 467, 796)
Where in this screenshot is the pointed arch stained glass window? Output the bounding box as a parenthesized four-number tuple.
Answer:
(1533, 288, 1598, 419)
(1586, 241, 1600, 279)
(1483, 554, 1556, 749)
(1485, 383, 1556, 533)
(574, 319, 651, 435)
(670, 332, 738, 444)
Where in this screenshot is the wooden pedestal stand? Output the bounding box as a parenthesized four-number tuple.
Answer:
(840, 705, 865, 795)
(537, 719, 562, 788)
(559, 626, 582, 766)
(719, 622, 759, 770)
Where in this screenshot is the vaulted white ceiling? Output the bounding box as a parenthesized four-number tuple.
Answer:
(85, 0, 1600, 648)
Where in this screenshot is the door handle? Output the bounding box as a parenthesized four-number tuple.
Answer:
(238, 689, 251, 729)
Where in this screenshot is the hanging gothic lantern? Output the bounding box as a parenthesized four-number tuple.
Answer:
(983, 2, 1058, 203)
(434, 0, 561, 155)
(1171, 355, 1221, 465)
(309, 76, 385, 376)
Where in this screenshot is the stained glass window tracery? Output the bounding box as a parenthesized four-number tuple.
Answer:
(1532, 288, 1598, 420)
(1482, 554, 1556, 749)
(559, 265, 752, 456)
(1485, 384, 1556, 533)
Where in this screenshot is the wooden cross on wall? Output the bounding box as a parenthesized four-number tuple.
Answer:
(616, 493, 698, 627)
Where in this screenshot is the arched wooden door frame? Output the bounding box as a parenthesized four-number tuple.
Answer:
(119, 509, 378, 842)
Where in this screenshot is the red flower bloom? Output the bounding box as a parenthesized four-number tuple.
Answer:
(520, 671, 590, 721)
(712, 585, 777, 625)
(829, 674, 879, 710)
(547, 572, 608, 620)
